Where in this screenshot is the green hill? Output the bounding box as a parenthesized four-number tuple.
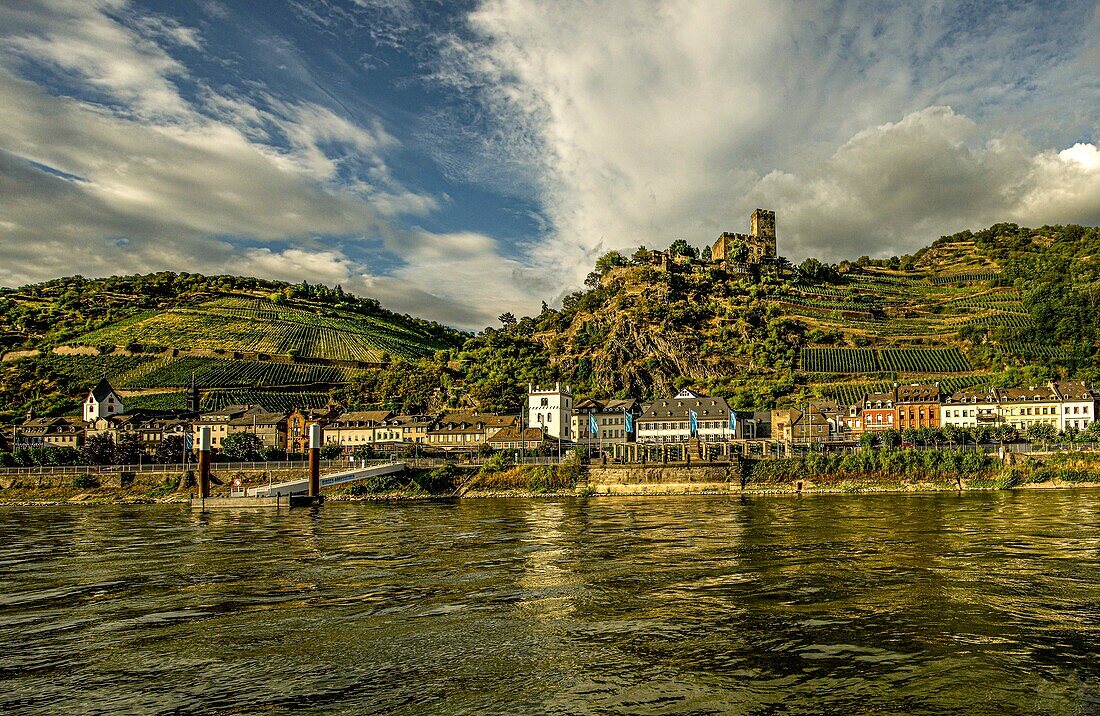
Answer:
(0, 273, 465, 421)
(2, 222, 1098, 423)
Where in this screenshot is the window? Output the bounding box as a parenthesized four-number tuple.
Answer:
(540, 398, 548, 407)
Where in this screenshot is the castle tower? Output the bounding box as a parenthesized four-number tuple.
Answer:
(712, 209, 777, 263)
(528, 382, 573, 442)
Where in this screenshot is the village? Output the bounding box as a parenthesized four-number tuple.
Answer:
(4, 375, 1099, 468)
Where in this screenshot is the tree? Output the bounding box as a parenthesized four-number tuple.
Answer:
(113, 433, 145, 465)
(1025, 422, 1057, 447)
(994, 424, 1018, 445)
(668, 239, 698, 259)
(81, 433, 115, 465)
(859, 432, 877, 449)
(320, 443, 344, 459)
(880, 429, 901, 448)
(221, 432, 265, 461)
(155, 436, 184, 464)
(352, 444, 375, 460)
(701, 245, 712, 262)
(498, 312, 517, 328)
(594, 250, 628, 275)
(729, 240, 749, 263)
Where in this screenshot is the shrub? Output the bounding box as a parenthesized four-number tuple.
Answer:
(72, 474, 99, 489)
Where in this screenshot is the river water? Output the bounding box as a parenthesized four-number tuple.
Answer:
(1, 492, 1098, 715)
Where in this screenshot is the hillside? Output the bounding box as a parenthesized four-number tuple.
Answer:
(336, 222, 1100, 414)
(2, 222, 1098, 422)
(0, 273, 466, 421)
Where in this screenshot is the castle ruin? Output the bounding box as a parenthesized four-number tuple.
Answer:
(711, 209, 776, 264)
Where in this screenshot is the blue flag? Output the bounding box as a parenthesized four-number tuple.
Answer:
(625, 411, 633, 434)
(729, 410, 737, 432)
(185, 434, 193, 451)
(689, 409, 698, 436)
(589, 413, 598, 437)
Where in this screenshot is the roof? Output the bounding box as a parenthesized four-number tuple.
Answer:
(895, 384, 940, 403)
(1052, 381, 1097, 401)
(861, 391, 895, 407)
(639, 393, 730, 421)
(998, 386, 1057, 402)
(488, 426, 546, 443)
(943, 388, 998, 404)
(89, 378, 117, 402)
(436, 412, 517, 429)
(228, 412, 288, 426)
(331, 410, 395, 424)
(574, 398, 638, 413)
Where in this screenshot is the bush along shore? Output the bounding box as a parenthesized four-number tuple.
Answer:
(2, 449, 1100, 505)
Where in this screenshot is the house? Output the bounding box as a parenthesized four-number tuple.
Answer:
(528, 383, 573, 441)
(390, 414, 435, 444)
(997, 386, 1061, 431)
(191, 404, 256, 450)
(87, 409, 193, 453)
(859, 391, 896, 432)
(771, 404, 833, 445)
(636, 389, 733, 443)
(426, 412, 518, 451)
(1051, 381, 1098, 432)
(287, 406, 340, 453)
(322, 410, 395, 452)
(939, 388, 1001, 428)
(83, 379, 123, 421)
(487, 426, 548, 451)
(570, 398, 639, 446)
(227, 411, 288, 452)
(16, 416, 85, 449)
(894, 384, 941, 431)
(732, 410, 773, 440)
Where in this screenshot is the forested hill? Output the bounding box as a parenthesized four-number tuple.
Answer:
(340, 222, 1100, 415)
(1, 222, 1098, 423)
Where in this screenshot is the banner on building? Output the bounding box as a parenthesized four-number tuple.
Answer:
(625, 411, 633, 434)
(689, 409, 698, 437)
(589, 413, 598, 437)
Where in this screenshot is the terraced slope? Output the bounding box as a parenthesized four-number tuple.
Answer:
(69, 296, 451, 364)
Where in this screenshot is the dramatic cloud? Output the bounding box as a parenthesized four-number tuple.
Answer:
(450, 0, 1100, 278)
(0, 0, 1097, 329)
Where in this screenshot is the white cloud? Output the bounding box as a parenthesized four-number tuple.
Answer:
(448, 0, 1100, 279)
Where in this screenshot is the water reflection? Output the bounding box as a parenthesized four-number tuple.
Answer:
(1, 491, 1098, 715)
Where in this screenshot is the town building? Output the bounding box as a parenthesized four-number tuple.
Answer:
(15, 416, 85, 449)
(83, 379, 123, 422)
(1051, 381, 1097, 432)
(191, 404, 256, 451)
(390, 414, 435, 444)
(87, 409, 194, 454)
(894, 384, 941, 431)
(322, 410, 396, 452)
(287, 406, 339, 453)
(711, 209, 777, 264)
(571, 398, 639, 447)
(939, 388, 1001, 428)
(997, 386, 1061, 431)
(771, 404, 834, 444)
(636, 389, 733, 443)
(227, 410, 288, 452)
(527, 383, 573, 442)
(859, 391, 896, 432)
(426, 412, 518, 451)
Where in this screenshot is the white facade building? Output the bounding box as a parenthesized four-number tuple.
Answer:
(1052, 381, 1097, 432)
(84, 378, 123, 422)
(636, 389, 732, 443)
(939, 389, 1001, 428)
(528, 383, 573, 442)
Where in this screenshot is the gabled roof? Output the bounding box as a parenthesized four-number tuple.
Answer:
(488, 426, 545, 443)
(89, 378, 117, 402)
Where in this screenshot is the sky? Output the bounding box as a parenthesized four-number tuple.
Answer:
(0, 1, 1098, 330)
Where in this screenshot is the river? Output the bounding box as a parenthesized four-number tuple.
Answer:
(1, 492, 1098, 715)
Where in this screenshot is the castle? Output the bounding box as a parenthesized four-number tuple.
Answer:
(711, 209, 776, 264)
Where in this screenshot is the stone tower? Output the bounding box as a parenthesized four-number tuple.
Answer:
(750, 209, 775, 245)
(711, 209, 777, 263)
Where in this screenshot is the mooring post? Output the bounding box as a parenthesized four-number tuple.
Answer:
(308, 423, 321, 498)
(198, 426, 211, 499)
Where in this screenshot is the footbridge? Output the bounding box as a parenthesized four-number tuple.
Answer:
(247, 461, 406, 497)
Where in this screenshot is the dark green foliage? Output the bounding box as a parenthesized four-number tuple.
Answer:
(220, 433, 265, 461)
(72, 474, 99, 489)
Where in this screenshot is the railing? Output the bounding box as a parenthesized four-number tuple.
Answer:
(0, 458, 356, 477)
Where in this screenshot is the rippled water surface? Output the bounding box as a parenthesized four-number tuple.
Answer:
(2, 492, 1099, 715)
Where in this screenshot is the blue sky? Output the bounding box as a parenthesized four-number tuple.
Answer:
(0, 1, 1097, 329)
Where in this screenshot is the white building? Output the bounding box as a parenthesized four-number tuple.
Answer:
(84, 378, 123, 422)
(1052, 381, 1097, 432)
(636, 388, 732, 443)
(939, 388, 1001, 428)
(528, 383, 573, 442)
(997, 386, 1061, 431)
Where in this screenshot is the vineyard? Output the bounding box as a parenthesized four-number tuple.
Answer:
(199, 389, 332, 412)
(68, 295, 454, 363)
(800, 347, 972, 374)
(117, 357, 358, 389)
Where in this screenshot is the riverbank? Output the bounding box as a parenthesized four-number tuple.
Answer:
(3, 451, 1100, 505)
